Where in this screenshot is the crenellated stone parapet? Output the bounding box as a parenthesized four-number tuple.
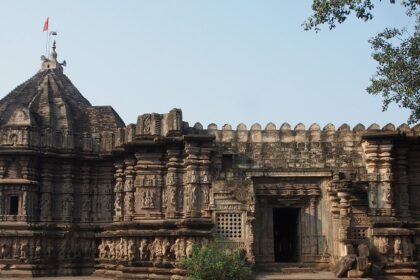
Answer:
(196, 122, 420, 144)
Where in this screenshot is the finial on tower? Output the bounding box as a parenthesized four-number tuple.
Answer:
(40, 40, 66, 73)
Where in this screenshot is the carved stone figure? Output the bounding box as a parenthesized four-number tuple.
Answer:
(20, 242, 28, 259)
(109, 240, 116, 259)
(0, 242, 9, 259)
(394, 237, 402, 262)
(141, 190, 155, 209)
(139, 239, 148, 261)
(190, 185, 197, 210)
(35, 244, 42, 259)
(167, 173, 177, 185)
(12, 241, 19, 259)
(384, 187, 392, 204)
(98, 241, 106, 259)
(114, 193, 123, 215)
(186, 238, 194, 258)
(149, 238, 162, 261)
(161, 238, 171, 259)
(116, 238, 124, 259)
(378, 237, 390, 255)
(189, 170, 198, 184)
(170, 238, 185, 260)
(127, 239, 135, 261)
(369, 184, 377, 207)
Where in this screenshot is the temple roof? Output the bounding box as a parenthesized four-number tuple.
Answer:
(0, 43, 125, 135)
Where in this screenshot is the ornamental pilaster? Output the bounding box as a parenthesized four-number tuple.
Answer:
(123, 158, 135, 221)
(363, 139, 395, 216)
(113, 161, 124, 222)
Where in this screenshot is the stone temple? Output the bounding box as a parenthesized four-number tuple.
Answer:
(0, 43, 420, 280)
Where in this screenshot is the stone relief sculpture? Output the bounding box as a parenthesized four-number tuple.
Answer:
(170, 238, 185, 260)
(0, 242, 10, 259)
(20, 242, 28, 260)
(185, 238, 194, 258)
(127, 239, 135, 261)
(378, 237, 390, 255)
(161, 238, 171, 260)
(98, 240, 106, 259)
(139, 238, 148, 261)
(141, 190, 155, 209)
(34, 243, 41, 260)
(394, 237, 402, 262)
(369, 184, 377, 208)
(149, 238, 162, 262)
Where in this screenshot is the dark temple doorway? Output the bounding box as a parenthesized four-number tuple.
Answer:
(273, 208, 299, 262)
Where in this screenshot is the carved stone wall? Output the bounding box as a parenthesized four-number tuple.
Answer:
(1, 55, 420, 279)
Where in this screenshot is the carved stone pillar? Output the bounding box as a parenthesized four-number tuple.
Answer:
(80, 165, 91, 222)
(335, 180, 352, 257)
(40, 162, 53, 222)
(113, 162, 124, 222)
(61, 164, 74, 222)
(378, 143, 394, 215)
(309, 196, 318, 255)
(394, 144, 410, 217)
(363, 139, 395, 216)
(123, 158, 135, 221)
(184, 143, 201, 217)
(166, 148, 182, 218)
(199, 147, 211, 218)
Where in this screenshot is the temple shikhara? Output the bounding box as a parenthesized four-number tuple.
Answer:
(0, 44, 420, 279)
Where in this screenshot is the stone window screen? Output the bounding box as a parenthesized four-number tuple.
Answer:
(216, 212, 243, 239)
(349, 227, 368, 240)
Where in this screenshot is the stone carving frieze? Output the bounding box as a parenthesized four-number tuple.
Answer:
(256, 183, 320, 197)
(98, 236, 208, 263)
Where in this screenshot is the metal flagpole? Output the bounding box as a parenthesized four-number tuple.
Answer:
(45, 29, 48, 56)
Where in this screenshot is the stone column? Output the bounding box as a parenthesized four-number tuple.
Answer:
(61, 163, 74, 223)
(80, 165, 91, 222)
(394, 144, 410, 217)
(309, 196, 318, 255)
(123, 158, 135, 221)
(165, 148, 183, 218)
(336, 182, 352, 257)
(184, 143, 201, 217)
(200, 147, 211, 217)
(363, 139, 395, 216)
(113, 161, 124, 222)
(40, 162, 54, 222)
(378, 142, 394, 215)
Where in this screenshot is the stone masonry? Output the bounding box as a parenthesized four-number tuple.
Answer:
(0, 44, 419, 279)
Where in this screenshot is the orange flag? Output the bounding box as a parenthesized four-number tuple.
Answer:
(43, 17, 49, 32)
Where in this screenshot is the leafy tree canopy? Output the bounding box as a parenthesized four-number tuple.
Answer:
(304, 0, 420, 124)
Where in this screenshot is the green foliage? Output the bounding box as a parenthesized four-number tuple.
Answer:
(303, 0, 418, 32)
(304, 0, 420, 124)
(178, 242, 253, 280)
(367, 22, 420, 124)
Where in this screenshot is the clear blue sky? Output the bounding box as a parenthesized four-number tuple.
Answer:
(0, 1, 415, 128)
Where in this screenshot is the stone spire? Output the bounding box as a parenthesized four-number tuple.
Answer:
(40, 41, 66, 72)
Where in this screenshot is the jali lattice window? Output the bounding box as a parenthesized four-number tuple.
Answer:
(349, 227, 368, 240)
(216, 213, 242, 239)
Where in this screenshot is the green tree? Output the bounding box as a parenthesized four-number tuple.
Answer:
(178, 242, 253, 280)
(304, 0, 420, 124)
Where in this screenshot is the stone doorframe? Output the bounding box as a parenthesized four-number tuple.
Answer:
(245, 170, 331, 264)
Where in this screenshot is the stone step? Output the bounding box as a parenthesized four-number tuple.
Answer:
(256, 272, 372, 280)
(255, 262, 321, 273)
